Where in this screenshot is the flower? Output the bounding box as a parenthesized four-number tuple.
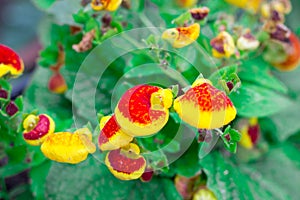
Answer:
(176, 0, 197, 8)
(115, 85, 173, 137)
(98, 115, 133, 151)
(23, 114, 55, 146)
(91, 0, 122, 11)
(190, 7, 210, 21)
(173, 78, 237, 129)
(48, 72, 68, 94)
(0, 44, 24, 78)
(239, 118, 260, 149)
(193, 188, 217, 200)
(272, 32, 300, 71)
(105, 143, 146, 180)
(225, 0, 262, 13)
(237, 31, 260, 51)
(40, 128, 96, 164)
(210, 31, 235, 58)
(162, 23, 200, 48)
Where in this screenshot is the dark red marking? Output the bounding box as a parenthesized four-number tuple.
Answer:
(23, 115, 51, 140)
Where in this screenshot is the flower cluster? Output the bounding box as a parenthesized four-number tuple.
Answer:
(22, 113, 96, 164)
(99, 80, 237, 180)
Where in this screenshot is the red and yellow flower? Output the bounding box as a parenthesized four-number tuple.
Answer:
(98, 115, 133, 151)
(174, 78, 236, 129)
(91, 0, 122, 11)
(239, 118, 260, 149)
(176, 0, 198, 8)
(0, 44, 24, 78)
(115, 84, 173, 137)
(105, 143, 146, 180)
(48, 72, 68, 94)
(210, 31, 235, 58)
(23, 114, 55, 146)
(41, 128, 96, 164)
(162, 23, 200, 48)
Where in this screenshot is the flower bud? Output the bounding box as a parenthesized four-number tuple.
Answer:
(5, 101, 19, 117)
(239, 118, 260, 149)
(48, 72, 68, 94)
(190, 7, 210, 21)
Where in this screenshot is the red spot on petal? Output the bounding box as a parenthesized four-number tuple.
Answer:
(23, 115, 51, 140)
(183, 83, 233, 112)
(99, 115, 120, 145)
(117, 85, 163, 125)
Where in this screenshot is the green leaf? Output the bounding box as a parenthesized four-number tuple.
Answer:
(30, 160, 52, 200)
(229, 82, 293, 117)
(238, 59, 288, 94)
(45, 157, 181, 199)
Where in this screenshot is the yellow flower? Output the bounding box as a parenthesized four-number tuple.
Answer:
(162, 23, 200, 48)
(173, 78, 237, 129)
(0, 44, 24, 78)
(115, 85, 173, 137)
(105, 143, 146, 180)
(23, 114, 55, 146)
(98, 115, 133, 151)
(210, 31, 235, 58)
(225, 0, 262, 13)
(91, 0, 122, 11)
(193, 188, 217, 200)
(41, 128, 96, 164)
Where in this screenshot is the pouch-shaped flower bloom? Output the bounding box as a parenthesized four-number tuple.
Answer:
(162, 23, 200, 48)
(115, 85, 173, 137)
(239, 118, 260, 149)
(272, 32, 300, 71)
(41, 128, 96, 164)
(173, 78, 236, 129)
(98, 115, 133, 151)
(0, 44, 24, 78)
(48, 72, 68, 94)
(105, 143, 146, 180)
(237, 31, 260, 51)
(210, 31, 235, 58)
(91, 0, 122, 11)
(225, 0, 262, 13)
(23, 114, 55, 146)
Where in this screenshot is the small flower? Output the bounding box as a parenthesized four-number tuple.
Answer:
(225, 0, 262, 13)
(173, 78, 237, 129)
(0, 44, 24, 78)
(272, 32, 300, 71)
(190, 7, 210, 21)
(210, 31, 235, 58)
(239, 118, 260, 149)
(91, 0, 122, 11)
(237, 30, 260, 51)
(162, 23, 200, 48)
(105, 143, 146, 180)
(48, 72, 68, 94)
(98, 115, 133, 151)
(115, 85, 173, 137)
(176, 0, 197, 8)
(40, 128, 96, 164)
(23, 114, 55, 146)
